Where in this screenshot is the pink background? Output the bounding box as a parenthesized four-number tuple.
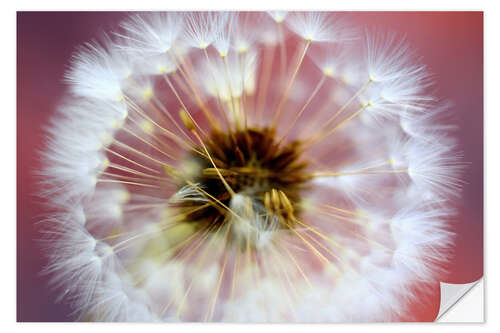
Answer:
(17, 12, 483, 322)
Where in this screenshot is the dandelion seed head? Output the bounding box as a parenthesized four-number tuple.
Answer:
(40, 11, 462, 322)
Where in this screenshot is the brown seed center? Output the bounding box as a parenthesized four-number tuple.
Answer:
(173, 127, 310, 238)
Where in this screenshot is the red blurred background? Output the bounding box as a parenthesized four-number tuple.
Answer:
(17, 12, 483, 322)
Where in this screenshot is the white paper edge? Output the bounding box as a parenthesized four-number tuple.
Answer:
(436, 278, 484, 322)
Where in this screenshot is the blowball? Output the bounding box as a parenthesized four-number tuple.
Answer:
(40, 11, 462, 322)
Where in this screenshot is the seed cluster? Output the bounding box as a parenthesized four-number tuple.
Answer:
(173, 127, 311, 234)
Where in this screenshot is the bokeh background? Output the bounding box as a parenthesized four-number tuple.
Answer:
(17, 11, 483, 322)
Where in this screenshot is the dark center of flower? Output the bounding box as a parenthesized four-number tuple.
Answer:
(172, 127, 311, 240)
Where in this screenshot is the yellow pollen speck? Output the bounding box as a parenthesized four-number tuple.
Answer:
(101, 158, 110, 169)
(158, 67, 167, 74)
(143, 88, 154, 100)
(179, 109, 195, 131)
(119, 190, 131, 203)
(200, 42, 208, 49)
(355, 208, 370, 218)
(219, 51, 227, 58)
(140, 120, 155, 134)
(113, 117, 126, 129)
(181, 159, 202, 180)
(369, 75, 376, 82)
(300, 198, 314, 212)
(323, 67, 334, 77)
(101, 132, 113, 146)
(113, 205, 123, 219)
(305, 35, 314, 41)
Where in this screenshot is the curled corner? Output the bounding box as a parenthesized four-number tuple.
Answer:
(435, 278, 484, 322)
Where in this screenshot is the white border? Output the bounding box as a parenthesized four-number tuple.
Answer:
(7, 0, 489, 10)
(5, 0, 496, 332)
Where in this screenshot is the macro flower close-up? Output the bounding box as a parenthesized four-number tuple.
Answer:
(17, 10, 484, 323)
